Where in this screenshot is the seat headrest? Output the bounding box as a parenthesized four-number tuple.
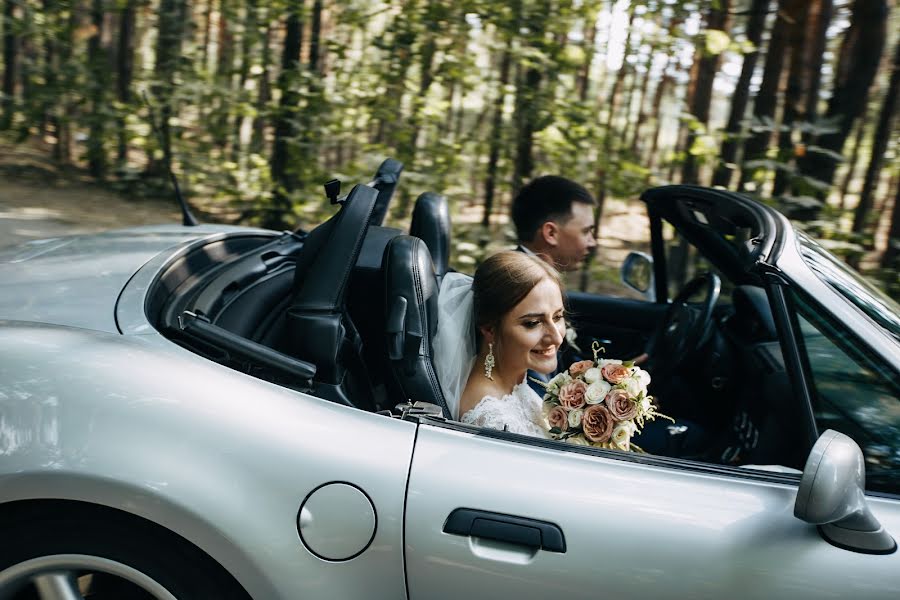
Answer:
(409, 192, 450, 281)
(383, 236, 440, 360)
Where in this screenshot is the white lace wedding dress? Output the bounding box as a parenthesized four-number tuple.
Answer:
(459, 380, 550, 438)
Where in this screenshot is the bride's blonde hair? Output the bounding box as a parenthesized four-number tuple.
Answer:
(472, 251, 564, 332)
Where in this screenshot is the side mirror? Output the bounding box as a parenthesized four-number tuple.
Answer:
(794, 430, 896, 554)
(621, 252, 655, 302)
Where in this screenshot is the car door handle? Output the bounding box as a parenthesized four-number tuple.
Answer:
(443, 508, 566, 553)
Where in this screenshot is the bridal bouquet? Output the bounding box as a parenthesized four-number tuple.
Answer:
(540, 343, 671, 452)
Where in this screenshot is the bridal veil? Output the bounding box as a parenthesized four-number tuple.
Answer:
(432, 272, 476, 420)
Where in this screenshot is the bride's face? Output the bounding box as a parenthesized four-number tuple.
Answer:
(489, 277, 566, 376)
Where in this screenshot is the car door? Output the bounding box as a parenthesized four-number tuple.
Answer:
(404, 421, 900, 599)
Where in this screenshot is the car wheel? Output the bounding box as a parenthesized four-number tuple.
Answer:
(0, 502, 249, 600)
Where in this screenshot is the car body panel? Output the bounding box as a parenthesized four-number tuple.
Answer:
(406, 423, 900, 599)
(0, 225, 253, 333)
(0, 320, 416, 600)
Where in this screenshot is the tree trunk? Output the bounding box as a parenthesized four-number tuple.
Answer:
(40, 0, 58, 140)
(1, 0, 17, 129)
(270, 4, 305, 227)
(55, 4, 78, 163)
(798, 0, 888, 196)
(152, 0, 189, 174)
(647, 51, 674, 171)
(17, 2, 34, 129)
(231, 0, 259, 159)
(838, 115, 867, 210)
(251, 23, 272, 154)
(116, 1, 136, 165)
(681, 0, 731, 186)
(712, 0, 770, 188)
(852, 39, 899, 235)
(738, 0, 798, 190)
(604, 6, 636, 140)
(374, 1, 418, 147)
(512, 65, 543, 192)
(801, 0, 833, 142)
(212, 2, 235, 147)
(620, 47, 642, 146)
(201, 0, 216, 72)
(592, 0, 635, 233)
(627, 42, 654, 155)
(772, 0, 811, 196)
(483, 37, 513, 227)
(403, 0, 440, 173)
(87, 0, 109, 179)
(309, 0, 323, 75)
(512, 1, 550, 193)
(882, 168, 900, 268)
(577, 6, 598, 102)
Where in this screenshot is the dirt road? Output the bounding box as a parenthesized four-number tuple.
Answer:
(0, 175, 180, 249)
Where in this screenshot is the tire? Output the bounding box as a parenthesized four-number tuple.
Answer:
(0, 502, 250, 600)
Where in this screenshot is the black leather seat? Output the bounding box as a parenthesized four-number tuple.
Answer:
(383, 235, 450, 417)
(409, 192, 451, 283)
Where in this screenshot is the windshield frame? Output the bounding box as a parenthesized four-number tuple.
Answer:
(795, 230, 900, 342)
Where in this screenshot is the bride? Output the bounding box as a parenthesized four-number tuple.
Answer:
(433, 251, 566, 437)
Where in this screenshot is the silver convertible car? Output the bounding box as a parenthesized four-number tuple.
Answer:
(2, 164, 900, 599)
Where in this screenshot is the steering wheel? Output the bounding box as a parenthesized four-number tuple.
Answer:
(643, 272, 721, 387)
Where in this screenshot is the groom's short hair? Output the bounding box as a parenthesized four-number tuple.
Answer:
(511, 176, 596, 243)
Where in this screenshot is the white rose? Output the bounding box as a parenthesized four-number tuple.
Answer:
(623, 377, 643, 398)
(635, 368, 651, 387)
(566, 434, 590, 446)
(567, 408, 584, 428)
(584, 367, 601, 383)
(640, 397, 652, 412)
(584, 380, 611, 404)
(611, 421, 636, 450)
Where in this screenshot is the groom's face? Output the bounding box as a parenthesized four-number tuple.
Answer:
(494, 278, 566, 376)
(545, 201, 597, 271)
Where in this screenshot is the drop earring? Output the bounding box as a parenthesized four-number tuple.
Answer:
(484, 342, 495, 380)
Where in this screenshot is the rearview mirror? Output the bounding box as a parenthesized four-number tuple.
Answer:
(621, 252, 655, 301)
(794, 430, 896, 554)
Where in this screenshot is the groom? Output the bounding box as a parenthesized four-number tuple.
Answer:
(511, 176, 598, 395)
(511, 175, 598, 273)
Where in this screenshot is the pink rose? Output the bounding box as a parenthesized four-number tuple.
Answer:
(605, 388, 638, 421)
(582, 404, 614, 443)
(547, 406, 569, 432)
(568, 360, 594, 377)
(601, 363, 630, 384)
(558, 380, 588, 410)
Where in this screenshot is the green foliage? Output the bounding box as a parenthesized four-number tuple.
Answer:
(0, 0, 896, 301)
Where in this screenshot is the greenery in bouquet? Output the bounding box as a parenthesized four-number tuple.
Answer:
(539, 343, 671, 452)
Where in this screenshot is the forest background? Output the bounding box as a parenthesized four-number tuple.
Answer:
(1, 0, 898, 299)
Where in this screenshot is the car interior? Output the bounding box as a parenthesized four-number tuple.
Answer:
(151, 164, 812, 471)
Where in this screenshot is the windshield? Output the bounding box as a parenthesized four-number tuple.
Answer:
(796, 231, 900, 342)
